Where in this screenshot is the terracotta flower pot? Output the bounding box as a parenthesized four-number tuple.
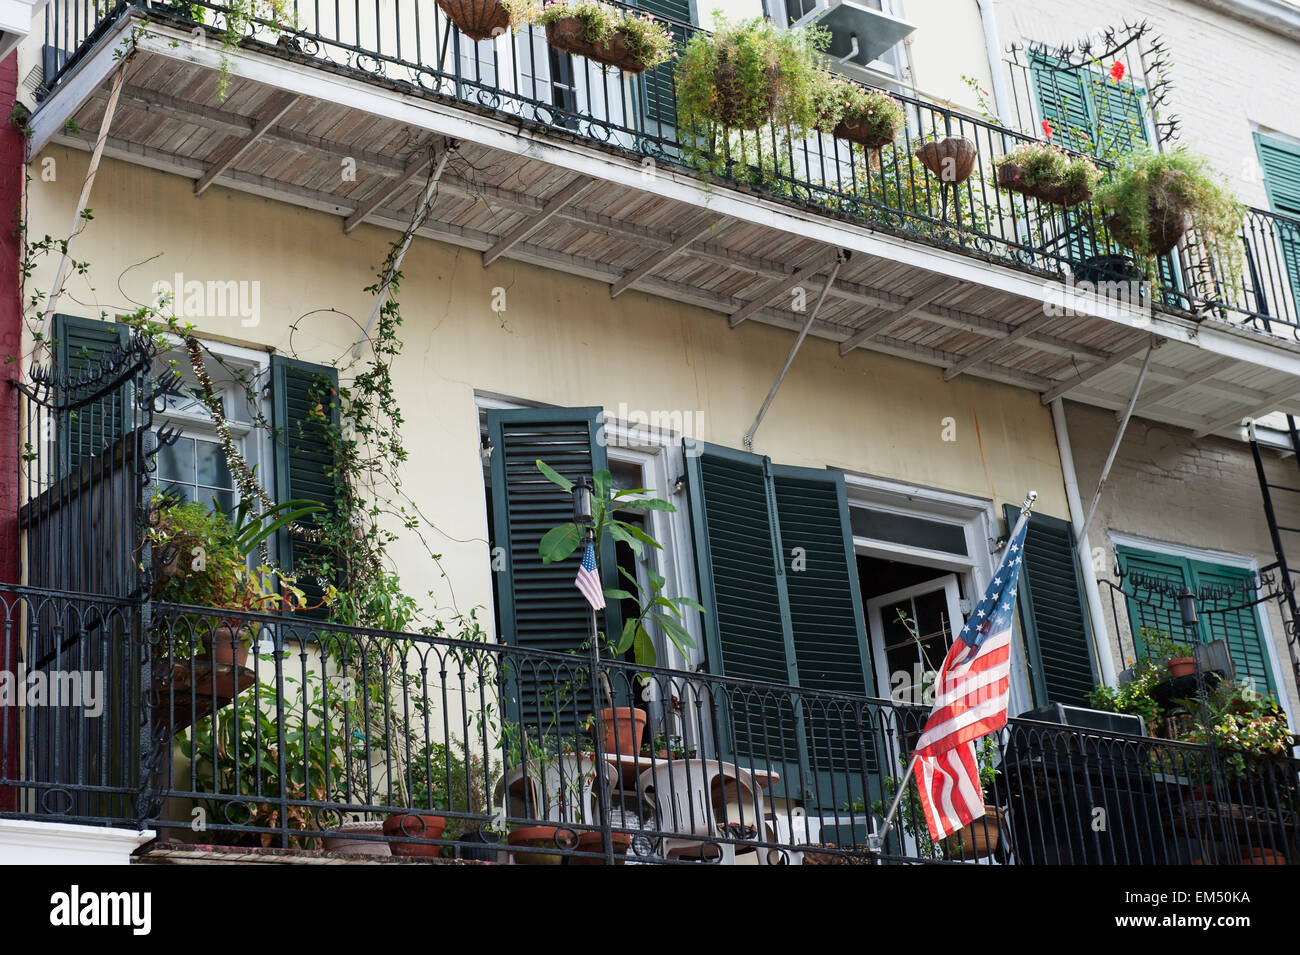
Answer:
(545, 17, 655, 74)
(915, 137, 978, 185)
(1240, 848, 1286, 865)
(508, 825, 577, 865)
(943, 804, 1005, 861)
(1166, 656, 1196, 679)
(599, 707, 647, 758)
(436, 0, 511, 42)
(383, 812, 447, 857)
(833, 110, 898, 150)
(322, 820, 392, 857)
(996, 162, 1092, 207)
(573, 830, 633, 865)
(193, 625, 250, 696)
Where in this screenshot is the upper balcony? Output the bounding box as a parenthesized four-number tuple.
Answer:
(25, 0, 1300, 439)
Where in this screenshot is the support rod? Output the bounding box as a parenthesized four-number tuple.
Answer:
(352, 143, 457, 358)
(40, 58, 130, 339)
(743, 252, 847, 451)
(1078, 341, 1156, 547)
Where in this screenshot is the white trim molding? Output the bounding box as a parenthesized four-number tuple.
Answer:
(0, 819, 153, 864)
(1182, 0, 1300, 43)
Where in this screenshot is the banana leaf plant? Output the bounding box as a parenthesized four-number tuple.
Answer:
(534, 460, 701, 668)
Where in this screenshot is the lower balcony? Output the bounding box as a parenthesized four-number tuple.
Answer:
(2, 589, 1296, 865)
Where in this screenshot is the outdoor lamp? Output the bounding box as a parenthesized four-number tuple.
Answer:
(573, 477, 594, 525)
(1178, 587, 1198, 628)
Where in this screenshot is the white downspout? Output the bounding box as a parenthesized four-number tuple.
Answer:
(974, 0, 1014, 124)
(1051, 397, 1119, 688)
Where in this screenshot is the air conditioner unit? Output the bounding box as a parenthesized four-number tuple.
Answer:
(785, 0, 916, 68)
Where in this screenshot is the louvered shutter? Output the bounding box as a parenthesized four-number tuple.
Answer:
(1255, 132, 1300, 312)
(1009, 508, 1097, 706)
(1088, 75, 1149, 154)
(488, 408, 623, 732)
(1029, 54, 1093, 153)
(1190, 561, 1277, 697)
(52, 314, 132, 475)
(772, 464, 876, 806)
(636, 0, 691, 135)
(271, 356, 339, 618)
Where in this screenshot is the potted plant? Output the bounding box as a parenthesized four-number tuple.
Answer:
(814, 73, 905, 150)
(533, 0, 674, 75)
(915, 135, 978, 185)
(994, 141, 1100, 207)
(1142, 629, 1197, 679)
(1096, 149, 1245, 272)
(437, 0, 535, 42)
(535, 461, 702, 758)
(674, 16, 827, 133)
(1088, 658, 1162, 730)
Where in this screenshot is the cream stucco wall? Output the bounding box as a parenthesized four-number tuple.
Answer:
(24, 146, 1071, 636)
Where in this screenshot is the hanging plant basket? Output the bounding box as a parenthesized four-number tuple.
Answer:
(993, 142, 1099, 208)
(713, 59, 781, 129)
(436, 0, 512, 43)
(833, 111, 899, 150)
(545, 18, 650, 74)
(915, 136, 978, 185)
(1106, 192, 1191, 257)
(996, 163, 1093, 207)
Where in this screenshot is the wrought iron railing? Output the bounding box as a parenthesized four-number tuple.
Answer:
(36, 0, 1300, 338)
(1, 587, 1296, 864)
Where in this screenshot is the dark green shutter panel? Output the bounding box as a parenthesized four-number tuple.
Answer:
(488, 407, 622, 732)
(1255, 132, 1300, 309)
(637, 0, 691, 131)
(271, 356, 339, 618)
(1116, 547, 1186, 650)
(771, 464, 876, 802)
(1029, 54, 1092, 153)
(52, 314, 131, 475)
(1189, 561, 1276, 697)
(1008, 507, 1097, 706)
(1088, 76, 1148, 154)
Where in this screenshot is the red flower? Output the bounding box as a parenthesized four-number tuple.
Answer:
(1109, 60, 1126, 82)
(1041, 120, 1054, 140)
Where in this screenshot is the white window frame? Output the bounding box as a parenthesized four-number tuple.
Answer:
(840, 472, 1033, 716)
(1108, 530, 1293, 727)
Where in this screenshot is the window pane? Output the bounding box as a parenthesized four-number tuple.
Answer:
(196, 440, 233, 489)
(851, 508, 968, 556)
(157, 437, 194, 483)
(162, 481, 193, 505)
(195, 485, 235, 515)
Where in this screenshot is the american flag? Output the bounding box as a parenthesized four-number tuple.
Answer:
(910, 507, 1031, 840)
(574, 537, 606, 610)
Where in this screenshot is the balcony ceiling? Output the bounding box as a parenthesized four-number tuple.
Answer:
(28, 17, 1300, 442)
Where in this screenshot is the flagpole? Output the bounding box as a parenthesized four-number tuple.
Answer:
(867, 490, 1038, 859)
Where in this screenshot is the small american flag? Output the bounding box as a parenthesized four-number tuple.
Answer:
(911, 507, 1030, 840)
(574, 538, 605, 610)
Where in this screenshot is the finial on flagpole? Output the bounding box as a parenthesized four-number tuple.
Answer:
(1020, 490, 1039, 517)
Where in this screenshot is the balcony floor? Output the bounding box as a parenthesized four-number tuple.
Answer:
(28, 14, 1300, 437)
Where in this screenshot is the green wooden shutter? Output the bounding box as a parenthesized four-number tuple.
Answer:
(1115, 547, 1186, 652)
(771, 464, 876, 805)
(1029, 53, 1093, 153)
(1008, 507, 1097, 706)
(1255, 132, 1300, 310)
(1088, 75, 1149, 154)
(52, 314, 131, 475)
(487, 407, 623, 732)
(271, 356, 340, 617)
(636, 0, 691, 133)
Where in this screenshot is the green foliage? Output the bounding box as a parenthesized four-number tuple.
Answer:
(994, 141, 1100, 202)
(1139, 628, 1194, 662)
(179, 671, 346, 845)
(1088, 659, 1162, 729)
(1096, 149, 1245, 282)
(813, 73, 905, 145)
(535, 461, 698, 667)
(674, 15, 829, 173)
(530, 0, 675, 70)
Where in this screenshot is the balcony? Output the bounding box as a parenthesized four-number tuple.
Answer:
(26, 0, 1300, 439)
(3, 333, 1298, 866)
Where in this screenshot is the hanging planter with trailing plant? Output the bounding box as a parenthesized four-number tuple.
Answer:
(915, 136, 978, 185)
(437, 0, 532, 43)
(815, 73, 905, 150)
(1097, 149, 1245, 273)
(532, 0, 674, 75)
(994, 141, 1100, 207)
(675, 16, 828, 133)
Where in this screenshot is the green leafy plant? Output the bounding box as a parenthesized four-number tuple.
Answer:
(994, 141, 1100, 206)
(1088, 659, 1162, 730)
(1096, 149, 1245, 282)
(813, 73, 905, 148)
(535, 460, 699, 667)
(531, 0, 674, 71)
(1139, 628, 1194, 663)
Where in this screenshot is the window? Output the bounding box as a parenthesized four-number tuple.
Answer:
(1115, 543, 1280, 699)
